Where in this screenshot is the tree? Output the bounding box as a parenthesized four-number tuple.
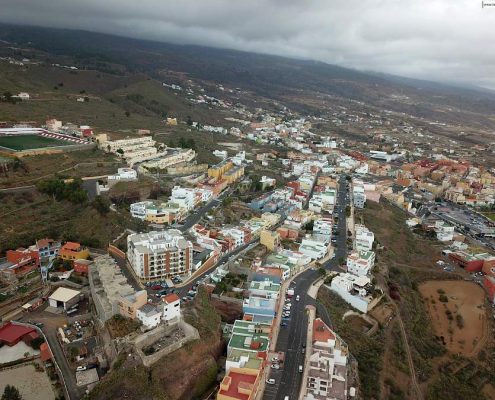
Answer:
(318, 267, 326, 277)
(125, 111, 131, 117)
(1, 385, 22, 400)
(92, 195, 110, 215)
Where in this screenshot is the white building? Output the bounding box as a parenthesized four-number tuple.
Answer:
(220, 228, 246, 248)
(232, 151, 246, 166)
(137, 304, 162, 330)
(299, 237, 328, 260)
(108, 168, 138, 183)
(127, 230, 193, 280)
(330, 273, 377, 313)
(434, 220, 455, 242)
(213, 150, 228, 160)
(346, 250, 375, 276)
(160, 293, 181, 321)
(130, 201, 154, 220)
(313, 218, 333, 244)
(352, 180, 366, 209)
(355, 225, 374, 252)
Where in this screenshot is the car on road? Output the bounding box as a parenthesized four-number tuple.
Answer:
(281, 322, 287, 327)
(271, 364, 280, 369)
(295, 295, 300, 301)
(76, 366, 87, 371)
(151, 285, 162, 291)
(270, 357, 279, 362)
(266, 378, 275, 385)
(298, 365, 303, 373)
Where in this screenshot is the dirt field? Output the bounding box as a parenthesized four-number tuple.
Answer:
(0, 363, 56, 400)
(419, 280, 488, 356)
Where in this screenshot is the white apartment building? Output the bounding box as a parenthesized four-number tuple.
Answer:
(130, 201, 154, 220)
(220, 228, 246, 248)
(353, 180, 366, 209)
(330, 273, 376, 313)
(127, 230, 193, 280)
(313, 218, 333, 239)
(355, 224, 374, 252)
(346, 250, 375, 276)
(299, 237, 328, 260)
(170, 187, 197, 211)
(213, 150, 228, 160)
(434, 220, 455, 242)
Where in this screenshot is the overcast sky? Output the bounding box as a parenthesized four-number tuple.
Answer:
(1, 0, 494, 88)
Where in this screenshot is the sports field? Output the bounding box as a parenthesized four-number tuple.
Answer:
(0, 134, 68, 151)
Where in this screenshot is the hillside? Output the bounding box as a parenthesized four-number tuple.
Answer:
(1, 24, 495, 132)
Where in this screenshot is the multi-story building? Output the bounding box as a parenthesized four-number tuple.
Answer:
(140, 148, 196, 170)
(352, 180, 366, 209)
(227, 320, 271, 356)
(346, 250, 375, 276)
(107, 167, 138, 183)
(248, 281, 281, 300)
(355, 225, 374, 252)
(160, 293, 181, 321)
(242, 296, 277, 323)
(259, 230, 280, 251)
(303, 318, 349, 400)
(299, 237, 328, 260)
(313, 218, 333, 238)
(217, 366, 262, 400)
(137, 303, 162, 330)
(127, 230, 193, 280)
(34, 238, 61, 259)
(434, 220, 455, 242)
(0, 248, 40, 282)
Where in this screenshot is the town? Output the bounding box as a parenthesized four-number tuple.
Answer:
(1, 21, 495, 400)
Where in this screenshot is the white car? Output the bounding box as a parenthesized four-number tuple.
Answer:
(295, 295, 300, 301)
(298, 365, 303, 373)
(270, 357, 279, 362)
(271, 364, 280, 369)
(266, 378, 275, 385)
(76, 366, 87, 372)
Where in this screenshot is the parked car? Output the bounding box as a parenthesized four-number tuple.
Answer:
(76, 366, 87, 371)
(151, 285, 162, 291)
(266, 378, 275, 385)
(296, 295, 300, 301)
(271, 357, 279, 362)
(298, 365, 303, 373)
(271, 364, 280, 369)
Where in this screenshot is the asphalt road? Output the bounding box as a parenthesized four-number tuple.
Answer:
(264, 175, 349, 400)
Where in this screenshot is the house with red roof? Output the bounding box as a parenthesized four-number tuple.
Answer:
(0, 322, 38, 347)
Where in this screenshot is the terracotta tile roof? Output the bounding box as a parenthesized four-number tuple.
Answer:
(162, 293, 180, 304)
(313, 318, 335, 343)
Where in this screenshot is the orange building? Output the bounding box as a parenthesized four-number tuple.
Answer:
(58, 242, 90, 262)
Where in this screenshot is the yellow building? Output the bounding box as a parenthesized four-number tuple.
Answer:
(223, 165, 245, 184)
(58, 242, 90, 262)
(260, 230, 280, 251)
(208, 160, 234, 179)
(217, 366, 261, 400)
(166, 118, 178, 126)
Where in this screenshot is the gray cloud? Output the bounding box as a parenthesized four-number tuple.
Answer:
(1, 0, 494, 88)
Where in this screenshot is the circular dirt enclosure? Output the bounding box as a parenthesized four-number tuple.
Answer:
(419, 280, 489, 356)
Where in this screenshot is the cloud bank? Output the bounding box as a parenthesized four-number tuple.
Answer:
(1, 0, 494, 87)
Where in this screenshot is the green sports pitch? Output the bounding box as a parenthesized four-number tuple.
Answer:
(0, 134, 68, 151)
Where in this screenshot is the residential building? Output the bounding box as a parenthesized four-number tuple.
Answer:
(34, 238, 61, 259)
(346, 251, 375, 276)
(137, 304, 162, 330)
(108, 168, 138, 183)
(160, 293, 181, 321)
(248, 281, 281, 299)
(217, 367, 261, 400)
(242, 297, 277, 323)
(329, 273, 380, 313)
(259, 230, 280, 251)
(227, 320, 271, 356)
(118, 290, 148, 320)
(299, 237, 328, 260)
(355, 225, 374, 252)
(303, 318, 348, 400)
(434, 220, 455, 242)
(225, 349, 264, 373)
(58, 242, 89, 262)
(0, 248, 40, 281)
(313, 218, 333, 239)
(127, 230, 193, 280)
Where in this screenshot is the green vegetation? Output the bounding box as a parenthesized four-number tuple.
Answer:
(318, 288, 384, 399)
(0, 134, 67, 151)
(37, 177, 87, 203)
